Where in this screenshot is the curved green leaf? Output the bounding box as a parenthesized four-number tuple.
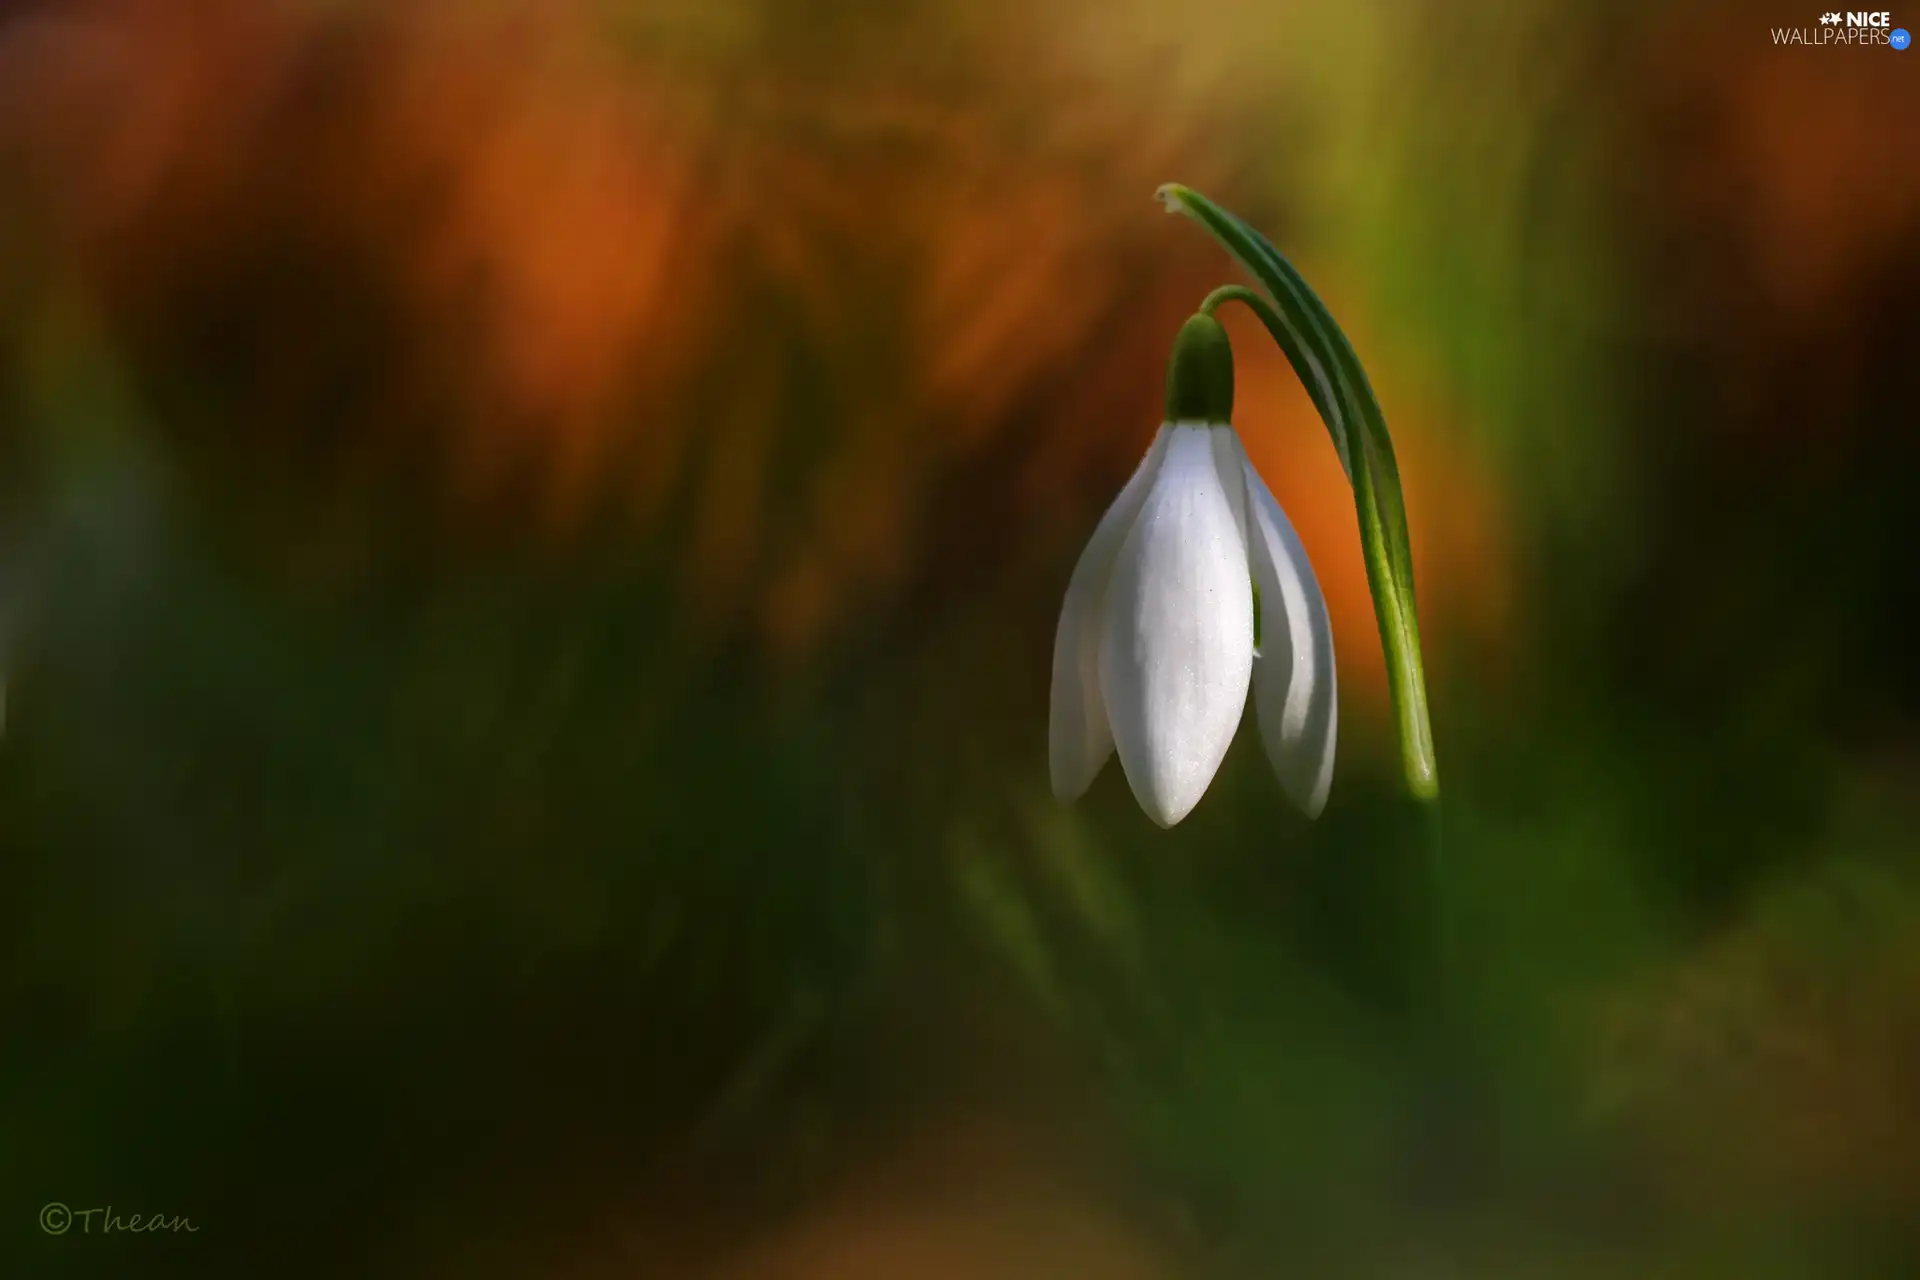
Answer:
(1159, 183, 1438, 801)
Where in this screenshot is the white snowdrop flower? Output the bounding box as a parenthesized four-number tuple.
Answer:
(1049, 312, 1336, 827)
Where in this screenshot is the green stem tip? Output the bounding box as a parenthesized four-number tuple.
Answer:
(1163, 312, 1235, 423)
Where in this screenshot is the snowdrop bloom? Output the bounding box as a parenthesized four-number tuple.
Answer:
(1049, 312, 1336, 827)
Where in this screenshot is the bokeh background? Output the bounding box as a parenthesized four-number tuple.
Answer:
(2, 0, 1916, 1275)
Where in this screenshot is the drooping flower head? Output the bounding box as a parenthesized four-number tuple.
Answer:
(1050, 312, 1337, 827)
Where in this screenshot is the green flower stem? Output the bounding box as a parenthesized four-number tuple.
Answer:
(1198, 284, 1348, 478)
(1164, 187, 1438, 807)
(1170, 186, 1449, 1017)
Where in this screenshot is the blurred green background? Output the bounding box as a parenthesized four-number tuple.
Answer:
(2, 0, 1916, 1276)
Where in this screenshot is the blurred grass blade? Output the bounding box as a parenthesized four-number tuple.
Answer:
(1157, 183, 1437, 800)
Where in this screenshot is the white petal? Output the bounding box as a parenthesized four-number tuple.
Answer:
(1233, 435, 1338, 818)
(1099, 425, 1254, 827)
(1049, 427, 1173, 799)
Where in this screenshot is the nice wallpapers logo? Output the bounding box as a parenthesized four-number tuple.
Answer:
(1774, 10, 1912, 47)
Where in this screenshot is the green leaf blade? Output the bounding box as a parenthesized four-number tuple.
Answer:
(1158, 183, 1438, 800)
